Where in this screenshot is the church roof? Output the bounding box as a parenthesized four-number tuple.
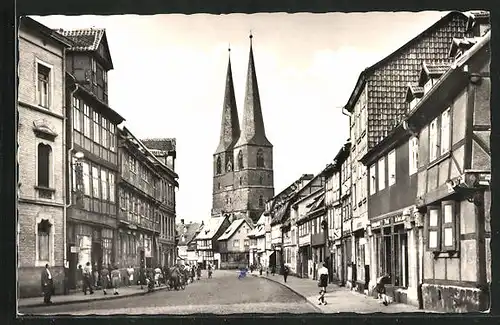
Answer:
(234, 35, 272, 148)
(215, 51, 241, 154)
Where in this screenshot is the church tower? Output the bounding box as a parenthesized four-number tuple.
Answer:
(232, 34, 274, 223)
(212, 48, 240, 217)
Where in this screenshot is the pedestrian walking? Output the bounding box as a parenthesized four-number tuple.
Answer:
(208, 263, 213, 279)
(40, 264, 54, 304)
(283, 264, 290, 283)
(77, 264, 83, 290)
(376, 274, 391, 306)
(127, 265, 134, 287)
(100, 264, 110, 295)
(93, 263, 99, 288)
(317, 262, 329, 305)
(111, 265, 121, 295)
(82, 262, 94, 295)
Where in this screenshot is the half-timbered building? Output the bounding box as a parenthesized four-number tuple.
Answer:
(407, 30, 491, 312)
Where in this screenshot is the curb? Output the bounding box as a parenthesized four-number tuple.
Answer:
(253, 275, 323, 313)
(19, 286, 169, 309)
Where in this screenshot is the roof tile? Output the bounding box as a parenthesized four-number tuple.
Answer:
(55, 28, 105, 51)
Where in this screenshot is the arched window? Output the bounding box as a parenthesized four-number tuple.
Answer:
(37, 143, 52, 188)
(256, 149, 264, 167)
(226, 160, 232, 172)
(216, 156, 222, 175)
(218, 183, 221, 190)
(239, 177, 242, 186)
(259, 176, 263, 185)
(259, 195, 264, 207)
(238, 151, 244, 169)
(37, 219, 51, 262)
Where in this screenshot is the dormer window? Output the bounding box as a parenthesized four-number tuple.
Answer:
(423, 79, 433, 94)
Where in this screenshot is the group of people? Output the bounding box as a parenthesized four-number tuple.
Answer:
(77, 262, 122, 296)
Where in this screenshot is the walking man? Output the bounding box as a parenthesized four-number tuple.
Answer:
(100, 264, 110, 295)
(317, 262, 329, 305)
(283, 264, 290, 283)
(82, 262, 94, 295)
(40, 264, 53, 304)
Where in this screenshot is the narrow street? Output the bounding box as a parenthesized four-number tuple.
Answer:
(19, 271, 318, 315)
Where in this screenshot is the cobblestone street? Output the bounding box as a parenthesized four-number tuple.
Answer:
(18, 270, 318, 315)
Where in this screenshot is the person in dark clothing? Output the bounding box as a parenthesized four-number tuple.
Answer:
(376, 274, 391, 306)
(40, 264, 54, 304)
(82, 262, 94, 295)
(283, 264, 290, 283)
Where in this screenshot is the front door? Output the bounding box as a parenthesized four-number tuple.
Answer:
(91, 242, 102, 271)
(67, 245, 78, 289)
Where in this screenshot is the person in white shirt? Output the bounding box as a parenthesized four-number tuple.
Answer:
(127, 266, 135, 287)
(317, 262, 329, 305)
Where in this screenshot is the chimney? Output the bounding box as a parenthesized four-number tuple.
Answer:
(181, 219, 184, 225)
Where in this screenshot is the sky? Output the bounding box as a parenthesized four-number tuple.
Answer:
(33, 12, 446, 223)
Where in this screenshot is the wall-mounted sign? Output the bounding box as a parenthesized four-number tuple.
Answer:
(70, 246, 80, 253)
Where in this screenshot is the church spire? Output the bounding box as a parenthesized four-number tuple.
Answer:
(215, 46, 241, 154)
(235, 33, 272, 148)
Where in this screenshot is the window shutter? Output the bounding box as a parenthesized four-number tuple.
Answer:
(426, 206, 441, 252)
(441, 201, 458, 251)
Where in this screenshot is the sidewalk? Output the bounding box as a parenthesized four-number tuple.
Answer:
(18, 284, 168, 309)
(252, 273, 431, 314)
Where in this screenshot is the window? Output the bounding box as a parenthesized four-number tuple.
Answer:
(388, 150, 396, 186)
(259, 195, 264, 207)
(109, 173, 115, 203)
(37, 219, 51, 262)
(92, 166, 100, 198)
(426, 207, 441, 251)
(91, 59, 97, 84)
(101, 169, 108, 201)
(93, 112, 100, 144)
(442, 201, 457, 251)
(102, 117, 109, 148)
(233, 240, 240, 248)
(37, 63, 51, 108)
(83, 104, 91, 138)
(37, 143, 51, 188)
(256, 149, 264, 167)
(73, 97, 81, 132)
(244, 239, 249, 247)
(237, 150, 243, 169)
(82, 162, 91, 196)
(239, 177, 242, 186)
(440, 109, 451, 155)
(378, 157, 385, 191)
(429, 118, 439, 161)
(226, 160, 232, 172)
(259, 176, 263, 185)
(109, 124, 116, 152)
(409, 137, 419, 175)
(216, 156, 222, 175)
(369, 164, 376, 195)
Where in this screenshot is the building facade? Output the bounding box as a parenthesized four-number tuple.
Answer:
(212, 36, 274, 223)
(218, 219, 252, 269)
(342, 11, 474, 293)
(176, 220, 202, 264)
(141, 138, 178, 267)
(195, 215, 231, 269)
(408, 31, 491, 312)
(116, 127, 178, 272)
(17, 17, 72, 297)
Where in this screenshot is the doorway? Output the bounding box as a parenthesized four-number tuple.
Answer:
(67, 245, 78, 289)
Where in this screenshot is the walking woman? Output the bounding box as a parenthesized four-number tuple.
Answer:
(111, 265, 121, 295)
(317, 262, 329, 305)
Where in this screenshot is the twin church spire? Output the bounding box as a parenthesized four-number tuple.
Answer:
(215, 34, 272, 155)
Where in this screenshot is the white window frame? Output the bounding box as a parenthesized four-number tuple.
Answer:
(369, 164, 377, 195)
(388, 149, 396, 186)
(429, 118, 439, 161)
(409, 137, 419, 175)
(378, 157, 385, 191)
(35, 213, 55, 267)
(35, 59, 54, 109)
(440, 108, 451, 155)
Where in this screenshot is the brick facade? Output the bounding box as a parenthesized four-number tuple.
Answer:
(17, 19, 69, 298)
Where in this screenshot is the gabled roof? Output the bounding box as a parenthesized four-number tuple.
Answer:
(418, 62, 451, 86)
(342, 11, 472, 149)
(195, 216, 228, 240)
(56, 28, 114, 69)
(218, 218, 251, 241)
(141, 138, 177, 153)
(271, 200, 292, 225)
(248, 223, 266, 238)
(176, 222, 202, 246)
(21, 17, 73, 48)
(405, 84, 424, 102)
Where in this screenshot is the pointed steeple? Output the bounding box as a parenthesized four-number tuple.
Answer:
(235, 33, 272, 148)
(215, 46, 241, 154)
